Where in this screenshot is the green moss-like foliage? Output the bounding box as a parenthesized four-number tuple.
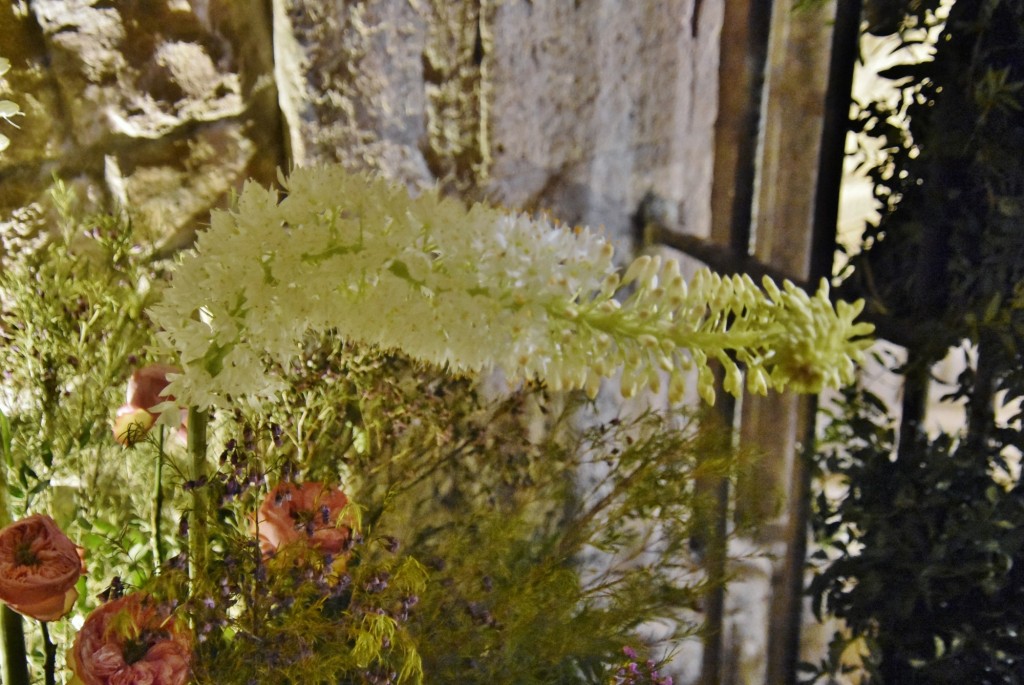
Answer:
(253, 340, 734, 683)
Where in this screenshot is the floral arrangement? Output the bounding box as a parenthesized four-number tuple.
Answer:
(0, 63, 873, 684)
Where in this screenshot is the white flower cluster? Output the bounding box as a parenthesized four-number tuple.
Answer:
(150, 166, 874, 410)
(0, 57, 25, 153)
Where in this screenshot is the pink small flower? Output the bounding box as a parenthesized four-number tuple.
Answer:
(253, 481, 353, 558)
(112, 364, 184, 446)
(0, 514, 85, 621)
(71, 593, 191, 685)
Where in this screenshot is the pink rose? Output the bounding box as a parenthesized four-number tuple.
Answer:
(0, 514, 85, 621)
(112, 364, 185, 446)
(71, 593, 191, 685)
(253, 481, 353, 557)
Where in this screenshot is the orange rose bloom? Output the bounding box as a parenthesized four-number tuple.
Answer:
(0, 514, 84, 621)
(253, 481, 352, 557)
(112, 364, 184, 446)
(71, 593, 191, 685)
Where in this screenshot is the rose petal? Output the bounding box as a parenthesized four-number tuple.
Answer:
(0, 514, 83, 621)
(126, 364, 180, 412)
(252, 482, 352, 557)
(72, 594, 191, 685)
(112, 406, 155, 446)
(10, 586, 78, 622)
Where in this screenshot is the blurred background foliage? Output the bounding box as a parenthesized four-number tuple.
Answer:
(807, 0, 1024, 683)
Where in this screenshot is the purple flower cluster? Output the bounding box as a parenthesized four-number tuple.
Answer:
(613, 646, 673, 685)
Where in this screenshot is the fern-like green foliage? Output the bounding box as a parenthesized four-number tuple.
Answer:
(0, 185, 184, 675)
(0, 184, 164, 541)
(252, 340, 741, 683)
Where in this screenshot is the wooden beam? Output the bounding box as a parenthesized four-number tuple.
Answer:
(644, 217, 920, 351)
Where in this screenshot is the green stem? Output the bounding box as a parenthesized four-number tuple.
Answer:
(0, 606, 29, 685)
(577, 305, 775, 354)
(41, 621, 55, 685)
(152, 425, 166, 568)
(187, 407, 209, 589)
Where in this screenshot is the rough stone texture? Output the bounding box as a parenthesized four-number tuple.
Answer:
(5, 0, 720, 259)
(0, 3, 63, 171)
(31, 0, 244, 143)
(0, 3, 74, 253)
(272, 0, 437, 182)
(486, 0, 721, 257)
(0, 0, 280, 255)
(274, 0, 721, 259)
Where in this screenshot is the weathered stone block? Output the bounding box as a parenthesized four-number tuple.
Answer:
(30, 0, 245, 144)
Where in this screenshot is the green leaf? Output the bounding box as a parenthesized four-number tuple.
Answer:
(82, 532, 108, 549)
(91, 519, 119, 537)
(199, 339, 235, 377)
(387, 259, 426, 289)
(0, 408, 11, 467)
(18, 462, 37, 486)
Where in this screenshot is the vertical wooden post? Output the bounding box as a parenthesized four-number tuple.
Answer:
(697, 387, 738, 685)
(703, 1, 774, 682)
(761, 2, 862, 683)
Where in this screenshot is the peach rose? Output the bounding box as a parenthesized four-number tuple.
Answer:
(112, 364, 185, 446)
(71, 593, 191, 685)
(0, 514, 84, 621)
(253, 481, 352, 557)
(111, 406, 156, 447)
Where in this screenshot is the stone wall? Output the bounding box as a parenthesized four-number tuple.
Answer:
(0, 0, 281, 256)
(1, 0, 720, 262)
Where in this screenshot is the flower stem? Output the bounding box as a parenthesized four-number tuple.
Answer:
(152, 425, 166, 567)
(0, 606, 29, 685)
(40, 621, 55, 685)
(187, 407, 209, 589)
(0, 412, 28, 685)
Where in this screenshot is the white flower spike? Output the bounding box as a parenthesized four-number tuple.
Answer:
(150, 166, 874, 409)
